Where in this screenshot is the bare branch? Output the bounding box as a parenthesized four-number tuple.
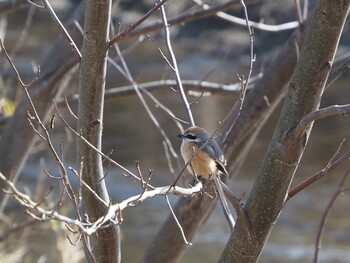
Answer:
(110, 43, 179, 158)
(94, 181, 204, 228)
(55, 76, 260, 108)
(64, 97, 78, 119)
(142, 88, 188, 127)
(128, 0, 250, 38)
(326, 55, 350, 88)
(288, 148, 350, 200)
(294, 0, 303, 24)
(303, 0, 309, 20)
(25, 0, 44, 9)
(109, 0, 168, 47)
(157, 48, 176, 71)
(68, 166, 109, 208)
(163, 141, 176, 176)
(314, 167, 350, 263)
(0, 171, 92, 234)
(160, 4, 195, 127)
(0, 38, 77, 206)
(193, 0, 299, 32)
(41, 0, 81, 59)
(294, 104, 350, 139)
(53, 102, 149, 188)
(0, 171, 204, 236)
(216, 0, 254, 145)
(0, 38, 28, 87)
(165, 195, 192, 246)
(130, 161, 154, 206)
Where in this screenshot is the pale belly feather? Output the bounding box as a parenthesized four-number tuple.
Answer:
(181, 142, 217, 180)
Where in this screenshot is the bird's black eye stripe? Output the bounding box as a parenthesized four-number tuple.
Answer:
(186, 134, 196, 140)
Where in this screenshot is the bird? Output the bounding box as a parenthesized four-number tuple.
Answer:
(178, 126, 236, 231)
(177, 126, 228, 182)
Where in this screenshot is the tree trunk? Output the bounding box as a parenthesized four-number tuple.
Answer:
(77, 0, 120, 262)
(220, 1, 350, 262)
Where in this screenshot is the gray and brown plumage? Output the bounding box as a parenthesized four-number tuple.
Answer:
(178, 126, 228, 181)
(178, 126, 235, 231)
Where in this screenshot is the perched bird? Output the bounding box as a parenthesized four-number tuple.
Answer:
(178, 126, 236, 231)
(177, 126, 228, 182)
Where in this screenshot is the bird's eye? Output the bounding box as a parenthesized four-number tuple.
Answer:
(186, 134, 196, 140)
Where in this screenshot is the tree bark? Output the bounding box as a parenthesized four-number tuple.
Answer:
(219, 1, 350, 262)
(77, 0, 120, 262)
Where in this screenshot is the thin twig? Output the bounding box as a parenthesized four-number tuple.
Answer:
(111, 43, 179, 158)
(68, 166, 109, 208)
(0, 38, 28, 87)
(160, 4, 195, 127)
(25, 0, 44, 8)
(165, 195, 192, 246)
(326, 139, 346, 167)
(326, 56, 350, 88)
(109, 0, 169, 47)
(192, 0, 299, 32)
(128, 0, 297, 38)
(0, 171, 92, 234)
(288, 149, 350, 200)
(294, 0, 303, 24)
(130, 162, 154, 205)
(41, 0, 81, 60)
(54, 102, 151, 189)
(215, 0, 254, 145)
(303, 0, 309, 20)
(158, 48, 176, 71)
(163, 140, 175, 176)
(313, 167, 350, 263)
(0, 171, 204, 235)
(142, 88, 187, 128)
(240, 0, 254, 97)
(0, 38, 77, 206)
(56, 77, 260, 108)
(294, 104, 350, 139)
(75, 159, 96, 263)
(64, 97, 78, 120)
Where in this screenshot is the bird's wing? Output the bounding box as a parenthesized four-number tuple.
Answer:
(203, 140, 229, 176)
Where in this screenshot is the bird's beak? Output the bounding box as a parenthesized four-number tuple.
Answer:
(177, 133, 184, 139)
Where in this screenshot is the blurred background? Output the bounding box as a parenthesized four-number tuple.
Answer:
(0, 0, 350, 262)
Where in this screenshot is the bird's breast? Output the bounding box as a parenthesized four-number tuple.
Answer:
(181, 142, 217, 179)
